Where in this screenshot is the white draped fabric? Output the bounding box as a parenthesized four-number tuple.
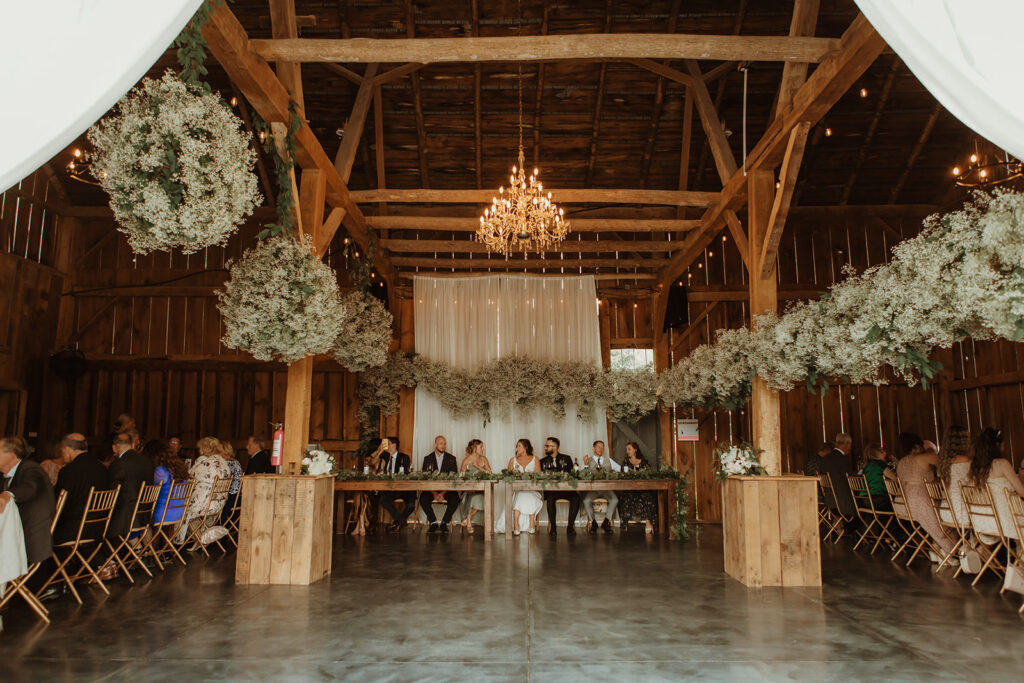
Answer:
(0, 0, 203, 191)
(412, 275, 606, 472)
(855, 0, 1024, 160)
(0, 502, 28, 584)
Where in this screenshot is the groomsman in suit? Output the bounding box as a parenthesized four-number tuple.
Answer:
(580, 440, 620, 534)
(54, 432, 109, 544)
(106, 433, 155, 541)
(244, 435, 274, 474)
(0, 436, 55, 565)
(378, 437, 415, 531)
(419, 435, 460, 534)
(540, 437, 580, 536)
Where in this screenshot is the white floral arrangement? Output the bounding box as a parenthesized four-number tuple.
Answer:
(217, 234, 344, 362)
(714, 443, 765, 481)
(87, 70, 260, 254)
(302, 449, 337, 476)
(331, 290, 393, 372)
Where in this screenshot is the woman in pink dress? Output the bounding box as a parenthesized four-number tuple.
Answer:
(895, 432, 955, 560)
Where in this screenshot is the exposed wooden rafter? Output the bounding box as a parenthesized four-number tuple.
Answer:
(269, 0, 304, 110)
(349, 188, 718, 206)
(381, 239, 684, 253)
(367, 216, 698, 233)
(333, 63, 380, 183)
(758, 121, 810, 278)
(391, 256, 665, 270)
(250, 34, 839, 64)
(773, 0, 820, 120)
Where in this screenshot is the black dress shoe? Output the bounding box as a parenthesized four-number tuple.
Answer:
(439, 522, 450, 534)
(427, 522, 440, 534)
(549, 525, 557, 536)
(588, 521, 597, 535)
(602, 518, 613, 534)
(38, 587, 61, 603)
(566, 526, 576, 536)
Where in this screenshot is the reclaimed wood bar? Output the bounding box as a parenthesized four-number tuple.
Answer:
(236, 474, 334, 586)
(722, 475, 820, 587)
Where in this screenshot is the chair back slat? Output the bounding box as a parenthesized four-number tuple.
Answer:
(74, 486, 121, 544)
(924, 480, 960, 530)
(883, 478, 911, 519)
(1006, 491, 1024, 543)
(50, 490, 68, 534)
(961, 483, 1004, 538)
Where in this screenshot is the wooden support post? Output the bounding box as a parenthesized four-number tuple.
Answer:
(652, 290, 674, 469)
(282, 356, 313, 474)
(747, 169, 781, 475)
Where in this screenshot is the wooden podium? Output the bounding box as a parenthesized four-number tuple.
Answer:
(722, 475, 821, 588)
(235, 474, 334, 585)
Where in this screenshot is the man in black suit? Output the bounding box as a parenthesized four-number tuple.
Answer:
(54, 432, 109, 544)
(106, 433, 155, 541)
(419, 435, 460, 534)
(821, 432, 857, 520)
(540, 437, 580, 536)
(0, 436, 55, 565)
(244, 435, 274, 474)
(378, 436, 415, 532)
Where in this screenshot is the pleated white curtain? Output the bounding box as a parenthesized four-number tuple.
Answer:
(412, 275, 606, 473)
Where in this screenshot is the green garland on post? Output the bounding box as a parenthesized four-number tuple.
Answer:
(251, 102, 303, 239)
(172, 0, 226, 93)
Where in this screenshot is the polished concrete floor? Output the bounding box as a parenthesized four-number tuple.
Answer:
(1, 525, 1023, 682)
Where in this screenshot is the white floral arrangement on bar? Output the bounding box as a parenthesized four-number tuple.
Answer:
(302, 449, 337, 476)
(331, 290, 393, 372)
(87, 70, 260, 254)
(714, 443, 765, 481)
(217, 234, 344, 362)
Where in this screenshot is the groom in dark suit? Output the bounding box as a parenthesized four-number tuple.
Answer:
(540, 437, 580, 536)
(419, 435, 460, 534)
(379, 437, 415, 532)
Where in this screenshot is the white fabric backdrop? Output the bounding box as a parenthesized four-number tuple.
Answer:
(855, 0, 1024, 160)
(0, 0, 203, 191)
(411, 275, 606, 473)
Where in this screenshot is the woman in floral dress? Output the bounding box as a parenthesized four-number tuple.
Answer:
(174, 436, 231, 545)
(617, 442, 658, 534)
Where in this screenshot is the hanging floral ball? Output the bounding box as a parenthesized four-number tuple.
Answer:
(331, 290, 393, 372)
(87, 70, 261, 254)
(218, 235, 344, 363)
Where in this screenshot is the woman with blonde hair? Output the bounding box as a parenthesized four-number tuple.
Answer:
(174, 436, 231, 546)
(459, 439, 492, 532)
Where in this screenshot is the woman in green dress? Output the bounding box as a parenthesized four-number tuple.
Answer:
(460, 439, 492, 532)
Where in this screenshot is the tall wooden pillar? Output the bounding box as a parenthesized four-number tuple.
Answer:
(652, 290, 675, 469)
(747, 170, 782, 475)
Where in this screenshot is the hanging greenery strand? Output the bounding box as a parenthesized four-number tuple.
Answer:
(172, 0, 225, 92)
(252, 101, 303, 239)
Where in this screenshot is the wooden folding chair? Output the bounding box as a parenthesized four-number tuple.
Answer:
(181, 477, 232, 556)
(0, 490, 67, 624)
(925, 480, 966, 572)
(883, 477, 937, 566)
(143, 480, 196, 568)
(221, 479, 244, 549)
(817, 474, 850, 542)
(1004, 491, 1024, 613)
(105, 483, 161, 583)
(39, 486, 120, 605)
(960, 483, 1008, 587)
(848, 475, 886, 552)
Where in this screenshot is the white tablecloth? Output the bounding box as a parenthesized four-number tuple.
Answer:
(0, 502, 29, 584)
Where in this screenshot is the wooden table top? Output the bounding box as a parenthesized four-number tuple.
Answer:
(334, 479, 491, 491)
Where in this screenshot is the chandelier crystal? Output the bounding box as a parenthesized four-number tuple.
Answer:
(476, 0, 569, 258)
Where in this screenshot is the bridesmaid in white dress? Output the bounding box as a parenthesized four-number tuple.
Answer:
(494, 439, 544, 535)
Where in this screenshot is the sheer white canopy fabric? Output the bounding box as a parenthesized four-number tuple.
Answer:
(855, 0, 1024, 160)
(0, 0, 203, 192)
(412, 275, 607, 477)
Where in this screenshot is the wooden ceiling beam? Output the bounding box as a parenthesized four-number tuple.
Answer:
(531, 4, 550, 171)
(372, 62, 423, 87)
(773, 0, 820, 120)
(323, 62, 363, 85)
(349, 188, 718, 206)
(333, 63, 380, 183)
(758, 121, 810, 278)
(200, 4, 393, 283)
(685, 60, 738, 183)
(392, 256, 664, 270)
(250, 34, 839, 64)
(381, 239, 684, 253)
(658, 13, 885, 290)
(373, 85, 387, 216)
(367, 216, 698, 232)
(269, 0, 304, 110)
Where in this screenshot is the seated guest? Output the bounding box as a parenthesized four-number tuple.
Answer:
(895, 431, 955, 560)
(804, 441, 832, 477)
(580, 439, 621, 534)
(459, 439, 492, 532)
(174, 437, 230, 546)
(378, 437, 415, 532)
(220, 440, 244, 525)
(540, 437, 580, 536)
(168, 435, 183, 460)
(351, 439, 386, 536)
(966, 427, 1024, 544)
(821, 433, 856, 520)
(419, 435, 460, 534)
(244, 435, 274, 475)
(38, 443, 64, 485)
(54, 433, 109, 544)
(860, 443, 893, 512)
(618, 442, 658, 534)
(107, 432, 155, 542)
(151, 440, 189, 524)
(0, 436, 55, 568)
(495, 439, 543, 535)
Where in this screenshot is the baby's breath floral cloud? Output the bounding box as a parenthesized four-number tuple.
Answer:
(88, 71, 260, 254)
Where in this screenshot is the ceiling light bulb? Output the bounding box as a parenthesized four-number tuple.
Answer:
(970, 154, 978, 164)
(859, 88, 868, 98)
(825, 128, 833, 137)
(73, 148, 81, 158)
(980, 169, 988, 178)
(952, 166, 960, 176)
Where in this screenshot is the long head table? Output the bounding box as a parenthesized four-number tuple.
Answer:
(334, 478, 678, 541)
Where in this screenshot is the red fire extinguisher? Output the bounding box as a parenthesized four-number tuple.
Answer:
(271, 422, 284, 470)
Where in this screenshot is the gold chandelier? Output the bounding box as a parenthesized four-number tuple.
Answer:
(476, 2, 568, 258)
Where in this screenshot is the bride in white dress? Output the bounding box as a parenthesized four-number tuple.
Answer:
(495, 439, 544, 535)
